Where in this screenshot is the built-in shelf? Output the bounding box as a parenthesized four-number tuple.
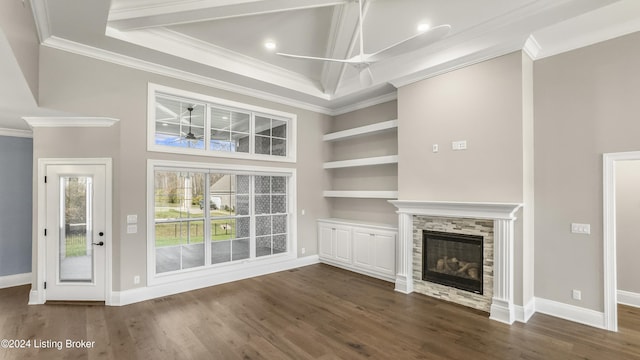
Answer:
(323, 119, 398, 142)
(323, 155, 398, 169)
(323, 191, 398, 199)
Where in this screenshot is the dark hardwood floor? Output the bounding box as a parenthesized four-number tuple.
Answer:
(1, 264, 640, 359)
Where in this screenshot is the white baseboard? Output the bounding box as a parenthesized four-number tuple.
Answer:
(618, 290, 640, 308)
(28, 290, 42, 305)
(0, 272, 31, 289)
(319, 258, 395, 283)
(111, 255, 320, 306)
(514, 298, 536, 323)
(535, 297, 605, 329)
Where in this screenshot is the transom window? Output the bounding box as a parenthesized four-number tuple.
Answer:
(149, 161, 293, 281)
(148, 83, 296, 162)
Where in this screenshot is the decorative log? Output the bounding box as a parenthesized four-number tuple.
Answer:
(468, 267, 479, 279)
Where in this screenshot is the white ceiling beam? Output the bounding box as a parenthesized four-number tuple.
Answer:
(320, 3, 356, 95)
(108, 0, 349, 31)
(320, 0, 371, 96)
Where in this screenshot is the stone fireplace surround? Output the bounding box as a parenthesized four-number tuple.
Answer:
(389, 200, 523, 324)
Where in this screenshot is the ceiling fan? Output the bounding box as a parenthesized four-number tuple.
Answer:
(276, 0, 451, 87)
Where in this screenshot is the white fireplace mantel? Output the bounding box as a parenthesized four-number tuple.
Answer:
(389, 200, 523, 324)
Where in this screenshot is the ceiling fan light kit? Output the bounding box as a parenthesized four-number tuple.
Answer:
(185, 106, 197, 140)
(275, 0, 451, 86)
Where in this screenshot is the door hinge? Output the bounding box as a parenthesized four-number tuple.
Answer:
(44, 229, 47, 236)
(44, 282, 47, 289)
(44, 176, 47, 183)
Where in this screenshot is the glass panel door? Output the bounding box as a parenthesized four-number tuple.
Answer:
(59, 176, 94, 283)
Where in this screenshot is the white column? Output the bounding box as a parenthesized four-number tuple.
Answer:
(490, 218, 515, 324)
(395, 213, 414, 293)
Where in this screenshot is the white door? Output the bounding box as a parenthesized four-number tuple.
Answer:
(45, 164, 107, 301)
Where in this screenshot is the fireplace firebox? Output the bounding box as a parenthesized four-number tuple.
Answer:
(422, 230, 483, 294)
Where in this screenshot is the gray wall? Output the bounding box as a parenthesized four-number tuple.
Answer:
(329, 101, 398, 226)
(0, 0, 39, 100)
(36, 46, 331, 292)
(0, 135, 32, 276)
(397, 52, 524, 203)
(616, 160, 640, 294)
(534, 31, 640, 311)
(396, 51, 531, 306)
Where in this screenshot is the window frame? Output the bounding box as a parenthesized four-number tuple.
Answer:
(147, 83, 297, 163)
(146, 159, 297, 286)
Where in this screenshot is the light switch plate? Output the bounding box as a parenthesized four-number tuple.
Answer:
(127, 214, 138, 224)
(452, 140, 467, 150)
(571, 223, 591, 234)
(127, 224, 138, 234)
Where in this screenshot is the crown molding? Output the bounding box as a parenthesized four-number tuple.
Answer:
(109, 0, 348, 29)
(23, 117, 120, 128)
(30, 0, 51, 42)
(41, 36, 335, 115)
(331, 91, 397, 116)
(533, 9, 640, 59)
(106, 27, 329, 100)
(388, 39, 525, 89)
(0, 128, 33, 138)
(523, 35, 541, 59)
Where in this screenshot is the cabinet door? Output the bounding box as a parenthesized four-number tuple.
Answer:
(318, 224, 335, 259)
(334, 227, 352, 264)
(373, 233, 396, 276)
(353, 231, 373, 268)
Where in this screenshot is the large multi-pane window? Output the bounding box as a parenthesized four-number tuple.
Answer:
(148, 84, 296, 162)
(152, 166, 290, 276)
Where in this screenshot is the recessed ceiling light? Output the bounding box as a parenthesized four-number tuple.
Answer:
(417, 23, 430, 32)
(162, 123, 168, 126)
(222, 116, 229, 120)
(264, 41, 277, 50)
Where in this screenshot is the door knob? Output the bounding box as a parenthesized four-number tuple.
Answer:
(99, 232, 104, 236)
(92, 241, 105, 246)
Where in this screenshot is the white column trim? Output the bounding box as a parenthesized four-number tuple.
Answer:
(489, 218, 516, 324)
(394, 213, 414, 293)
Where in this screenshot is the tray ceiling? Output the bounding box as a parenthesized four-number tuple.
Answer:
(20, 0, 640, 115)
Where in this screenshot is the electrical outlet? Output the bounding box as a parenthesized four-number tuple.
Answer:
(127, 214, 138, 224)
(301, 209, 305, 216)
(572, 289, 581, 300)
(432, 144, 439, 153)
(301, 247, 306, 255)
(134, 275, 140, 285)
(127, 224, 138, 234)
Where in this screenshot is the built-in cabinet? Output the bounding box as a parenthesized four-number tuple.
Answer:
(318, 223, 352, 264)
(318, 218, 397, 282)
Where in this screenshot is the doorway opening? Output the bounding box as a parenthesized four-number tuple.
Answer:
(603, 151, 640, 332)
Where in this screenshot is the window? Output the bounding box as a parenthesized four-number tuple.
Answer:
(148, 84, 296, 162)
(149, 161, 295, 281)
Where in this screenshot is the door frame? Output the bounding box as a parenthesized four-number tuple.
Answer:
(602, 151, 640, 331)
(31, 158, 113, 305)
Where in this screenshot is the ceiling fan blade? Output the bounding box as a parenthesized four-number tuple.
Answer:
(359, 66, 373, 87)
(367, 24, 451, 62)
(276, 52, 360, 64)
